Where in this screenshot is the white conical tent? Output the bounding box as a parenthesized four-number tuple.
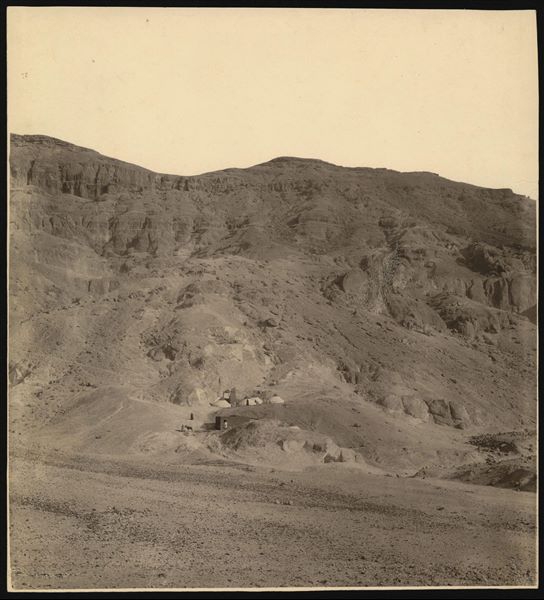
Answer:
(245, 396, 263, 406)
(213, 399, 231, 408)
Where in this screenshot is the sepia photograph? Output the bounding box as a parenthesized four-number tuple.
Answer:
(6, 6, 538, 591)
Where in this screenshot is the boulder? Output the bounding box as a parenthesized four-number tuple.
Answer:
(338, 358, 360, 384)
(340, 269, 369, 295)
(9, 364, 26, 385)
(269, 395, 285, 404)
(484, 314, 501, 333)
(378, 394, 404, 412)
(426, 398, 453, 426)
(401, 395, 430, 421)
(386, 294, 446, 333)
(279, 439, 304, 453)
(147, 347, 165, 361)
(312, 438, 341, 462)
(458, 320, 476, 339)
(482, 332, 497, 345)
(430, 292, 510, 336)
(338, 448, 358, 463)
(449, 400, 471, 427)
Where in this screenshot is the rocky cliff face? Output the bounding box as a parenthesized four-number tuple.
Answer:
(10, 134, 158, 198)
(8, 134, 537, 469)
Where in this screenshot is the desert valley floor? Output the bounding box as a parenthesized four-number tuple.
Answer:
(9, 451, 537, 589)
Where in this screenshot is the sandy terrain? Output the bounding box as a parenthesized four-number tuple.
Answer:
(9, 450, 536, 590)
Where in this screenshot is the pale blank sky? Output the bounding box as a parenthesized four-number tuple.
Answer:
(7, 7, 539, 199)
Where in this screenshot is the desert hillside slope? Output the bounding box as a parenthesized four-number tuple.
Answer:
(9, 133, 537, 478)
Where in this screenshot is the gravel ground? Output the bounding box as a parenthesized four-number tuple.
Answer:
(8, 452, 537, 590)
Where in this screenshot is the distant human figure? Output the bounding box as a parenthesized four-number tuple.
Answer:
(179, 424, 185, 432)
(190, 412, 194, 420)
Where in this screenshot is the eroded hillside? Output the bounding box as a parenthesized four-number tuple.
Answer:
(9, 134, 537, 477)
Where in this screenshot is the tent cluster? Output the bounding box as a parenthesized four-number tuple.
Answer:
(210, 387, 285, 408)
